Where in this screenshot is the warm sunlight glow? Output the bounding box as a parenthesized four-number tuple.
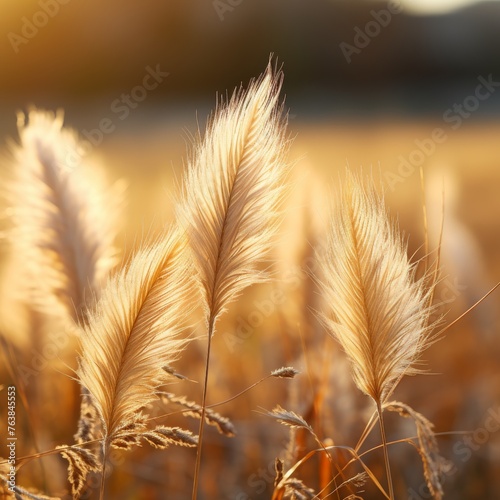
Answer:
(398, 0, 497, 15)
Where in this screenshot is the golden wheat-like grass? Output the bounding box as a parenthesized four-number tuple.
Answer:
(74, 229, 195, 497)
(179, 61, 290, 498)
(319, 173, 435, 405)
(385, 401, 450, 500)
(318, 173, 439, 499)
(8, 109, 122, 325)
(77, 230, 191, 442)
(178, 63, 289, 330)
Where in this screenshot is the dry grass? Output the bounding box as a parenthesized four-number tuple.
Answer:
(76, 230, 196, 498)
(177, 62, 289, 499)
(317, 172, 442, 499)
(1, 62, 499, 499)
(318, 172, 436, 405)
(7, 109, 123, 327)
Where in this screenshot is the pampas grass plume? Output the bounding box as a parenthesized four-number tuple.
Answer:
(77, 230, 192, 443)
(319, 173, 434, 404)
(180, 62, 290, 499)
(178, 63, 289, 331)
(9, 109, 122, 325)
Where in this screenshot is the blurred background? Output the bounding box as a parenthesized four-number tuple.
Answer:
(1, 0, 500, 498)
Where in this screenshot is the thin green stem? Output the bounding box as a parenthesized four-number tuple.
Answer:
(377, 401, 394, 500)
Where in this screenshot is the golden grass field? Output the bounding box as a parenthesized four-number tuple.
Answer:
(1, 103, 500, 500)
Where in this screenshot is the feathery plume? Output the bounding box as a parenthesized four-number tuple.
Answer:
(78, 230, 191, 442)
(318, 173, 435, 404)
(178, 62, 289, 329)
(179, 61, 290, 499)
(318, 172, 437, 499)
(8, 109, 122, 325)
(76, 230, 192, 497)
